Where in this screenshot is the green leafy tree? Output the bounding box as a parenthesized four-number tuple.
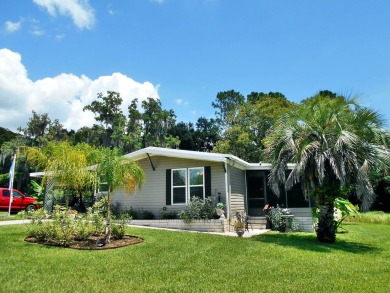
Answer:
(123, 99, 143, 153)
(18, 110, 51, 146)
(214, 92, 295, 162)
(264, 93, 390, 243)
(141, 98, 178, 148)
(247, 91, 286, 104)
(17, 111, 68, 147)
(168, 122, 197, 150)
(0, 126, 17, 148)
(168, 118, 220, 151)
(0, 136, 30, 190)
(212, 90, 245, 129)
(46, 119, 68, 142)
(73, 125, 105, 147)
(95, 148, 145, 242)
(83, 91, 126, 147)
(195, 117, 220, 152)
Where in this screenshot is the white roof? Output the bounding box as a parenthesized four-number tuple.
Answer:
(124, 147, 276, 170)
(30, 147, 295, 177)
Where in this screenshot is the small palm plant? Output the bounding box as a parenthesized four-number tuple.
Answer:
(95, 148, 145, 243)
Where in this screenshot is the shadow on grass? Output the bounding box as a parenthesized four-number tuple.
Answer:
(251, 232, 378, 254)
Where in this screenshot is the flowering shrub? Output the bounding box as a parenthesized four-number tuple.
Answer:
(266, 205, 299, 232)
(180, 196, 216, 224)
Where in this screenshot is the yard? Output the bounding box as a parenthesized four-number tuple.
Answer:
(1, 223, 390, 292)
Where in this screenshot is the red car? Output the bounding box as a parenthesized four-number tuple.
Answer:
(0, 188, 40, 213)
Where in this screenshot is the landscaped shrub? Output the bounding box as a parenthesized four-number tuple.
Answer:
(25, 202, 106, 246)
(51, 206, 77, 245)
(266, 205, 299, 232)
(180, 196, 216, 224)
(138, 209, 155, 219)
(312, 197, 361, 232)
(25, 208, 52, 241)
(119, 207, 155, 220)
(85, 205, 106, 233)
(73, 218, 97, 241)
(110, 201, 122, 216)
(111, 224, 126, 239)
(93, 196, 109, 217)
(334, 197, 360, 231)
(160, 210, 179, 219)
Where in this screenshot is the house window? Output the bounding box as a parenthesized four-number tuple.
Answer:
(172, 169, 187, 204)
(171, 167, 205, 205)
(189, 167, 204, 201)
(98, 175, 109, 193)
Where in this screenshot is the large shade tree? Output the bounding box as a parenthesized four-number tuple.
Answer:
(83, 91, 126, 148)
(214, 91, 295, 162)
(263, 93, 390, 243)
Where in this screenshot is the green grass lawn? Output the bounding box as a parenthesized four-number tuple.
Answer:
(1, 223, 390, 293)
(0, 211, 24, 221)
(346, 211, 390, 225)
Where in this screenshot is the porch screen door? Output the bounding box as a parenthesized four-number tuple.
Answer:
(247, 171, 266, 217)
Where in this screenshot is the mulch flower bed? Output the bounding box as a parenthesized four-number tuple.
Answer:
(25, 234, 144, 250)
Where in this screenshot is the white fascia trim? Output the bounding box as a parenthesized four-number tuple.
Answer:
(245, 162, 297, 170)
(124, 147, 232, 164)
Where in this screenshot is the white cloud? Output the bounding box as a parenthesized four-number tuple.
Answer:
(4, 21, 22, 33)
(33, 0, 95, 30)
(31, 29, 45, 36)
(0, 48, 160, 132)
(175, 98, 188, 106)
(107, 3, 117, 16)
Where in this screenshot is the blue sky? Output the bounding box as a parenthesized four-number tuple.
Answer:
(1, 0, 389, 132)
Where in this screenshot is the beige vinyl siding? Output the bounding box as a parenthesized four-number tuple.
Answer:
(230, 193, 245, 215)
(228, 165, 246, 195)
(111, 156, 227, 218)
(227, 165, 246, 215)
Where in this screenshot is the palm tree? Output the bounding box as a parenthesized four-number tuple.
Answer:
(24, 142, 97, 208)
(263, 94, 390, 243)
(96, 148, 145, 243)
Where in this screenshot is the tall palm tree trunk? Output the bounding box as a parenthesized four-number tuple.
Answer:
(316, 198, 336, 243)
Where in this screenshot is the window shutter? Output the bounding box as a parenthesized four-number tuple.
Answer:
(166, 169, 171, 205)
(204, 166, 211, 198)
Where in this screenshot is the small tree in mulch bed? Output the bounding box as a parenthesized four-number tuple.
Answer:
(23, 204, 143, 249)
(94, 148, 145, 244)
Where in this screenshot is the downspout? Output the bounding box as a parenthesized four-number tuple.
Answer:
(244, 170, 248, 215)
(224, 161, 230, 220)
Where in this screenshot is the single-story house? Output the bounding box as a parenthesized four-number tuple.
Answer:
(31, 146, 314, 232)
(109, 147, 314, 232)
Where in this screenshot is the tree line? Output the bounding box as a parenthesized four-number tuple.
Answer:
(1, 89, 390, 212)
(1, 89, 301, 162)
